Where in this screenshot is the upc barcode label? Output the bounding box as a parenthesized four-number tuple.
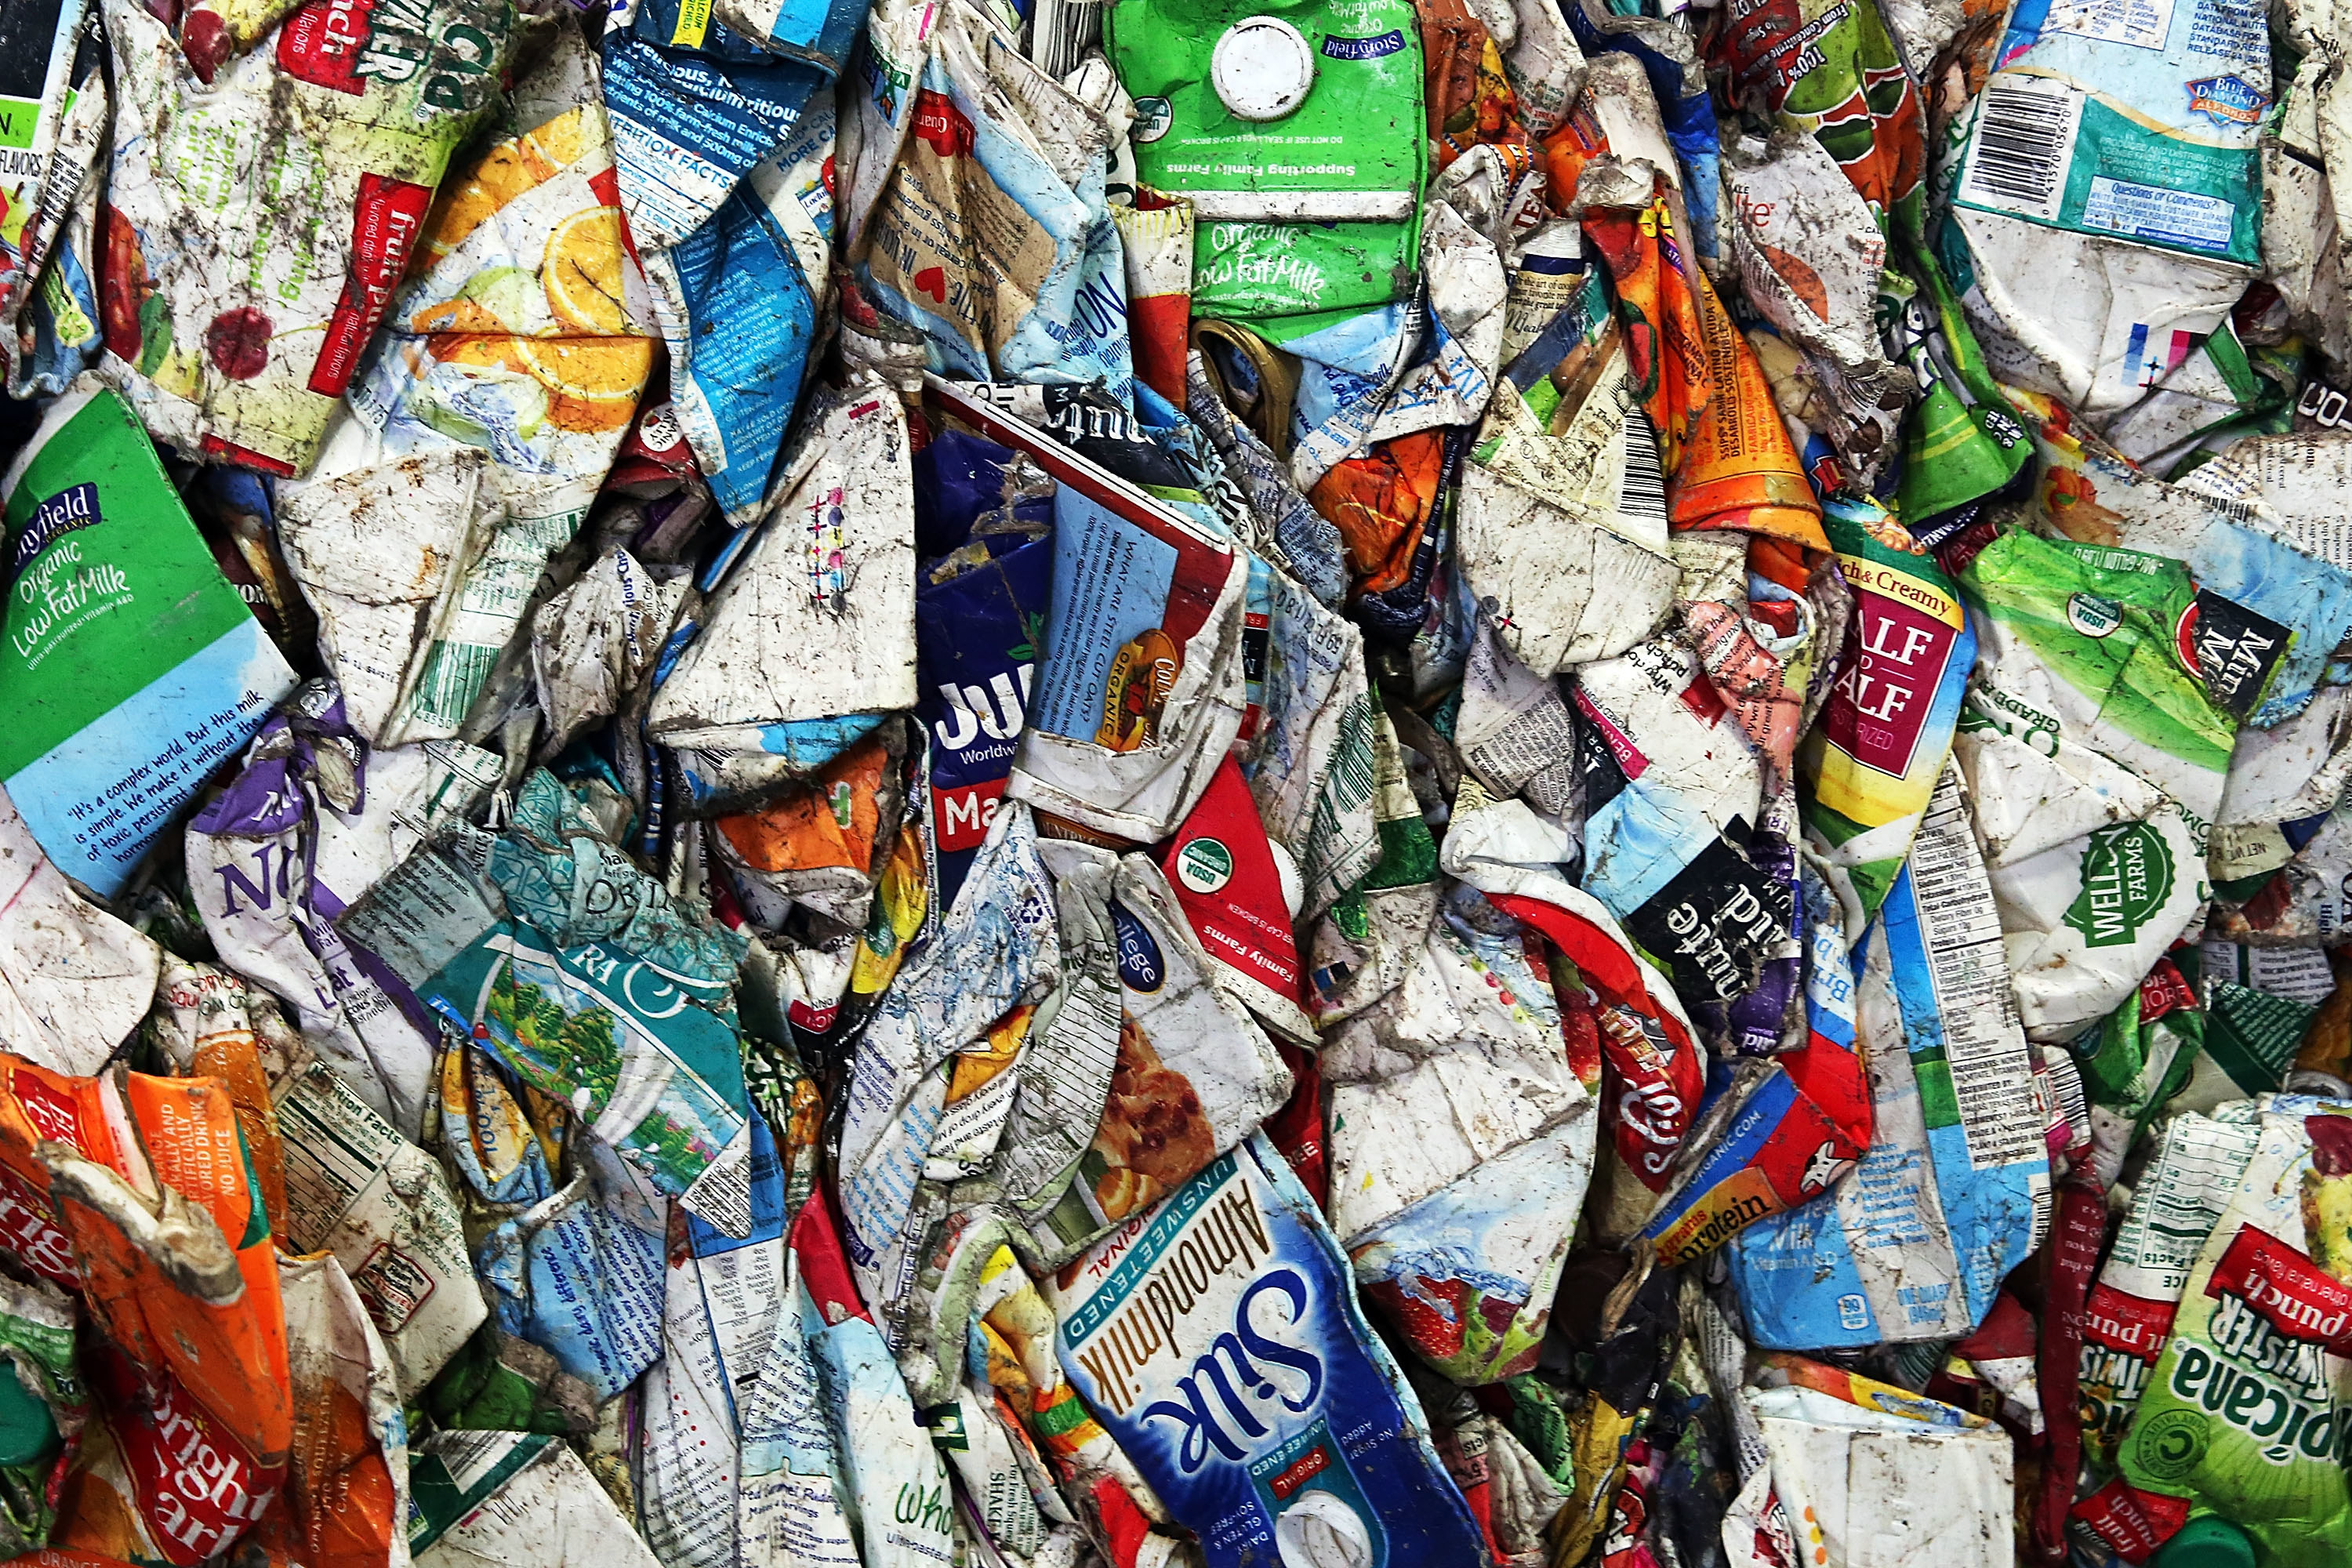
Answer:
(1616, 409, 1668, 528)
(1958, 74, 2084, 223)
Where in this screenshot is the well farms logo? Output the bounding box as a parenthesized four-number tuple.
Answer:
(2064, 822, 2176, 949)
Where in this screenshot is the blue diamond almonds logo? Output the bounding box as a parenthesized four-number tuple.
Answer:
(2185, 74, 2270, 126)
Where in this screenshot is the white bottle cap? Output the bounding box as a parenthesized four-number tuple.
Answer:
(1210, 16, 1316, 122)
(1274, 1490, 1375, 1568)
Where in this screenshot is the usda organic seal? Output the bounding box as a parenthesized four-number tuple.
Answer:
(1211, 16, 1316, 122)
(2067, 591, 2123, 637)
(1131, 95, 1173, 143)
(1174, 837, 1234, 894)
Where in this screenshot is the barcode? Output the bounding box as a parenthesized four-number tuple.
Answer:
(1961, 77, 2082, 222)
(1617, 411, 1668, 525)
(2039, 1045, 2087, 1145)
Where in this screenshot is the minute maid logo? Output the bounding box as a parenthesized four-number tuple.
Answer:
(2186, 74, 2270, 126)
(2063, 822, 2176, 949)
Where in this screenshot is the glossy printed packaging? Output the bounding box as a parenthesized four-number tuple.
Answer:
(1047, 1135, 1486, 1568)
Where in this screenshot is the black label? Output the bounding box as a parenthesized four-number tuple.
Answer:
(2190, 590, 2291, 720)
(1621, 824, 1793, 1004)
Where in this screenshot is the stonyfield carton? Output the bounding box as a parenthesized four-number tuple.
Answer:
(1106, 0, 1426, 321)
(1047, 1135, 1483, 1568)
(0, 384, 294, 894)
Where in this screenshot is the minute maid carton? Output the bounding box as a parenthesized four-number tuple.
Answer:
(1048, 1134, 1482, 1568)
(0, 383, 295, 894)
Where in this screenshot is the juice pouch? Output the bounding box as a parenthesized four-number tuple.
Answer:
(1046, 1135, 1485, 1568)
(2119, 1109, 2352, 1568)
(97, 0, 517, 474)
(1107, 0, 1426, 321)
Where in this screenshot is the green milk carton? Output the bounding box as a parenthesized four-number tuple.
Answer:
(0, 384, 296, 893)
(1109, 0, 1426, 321)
